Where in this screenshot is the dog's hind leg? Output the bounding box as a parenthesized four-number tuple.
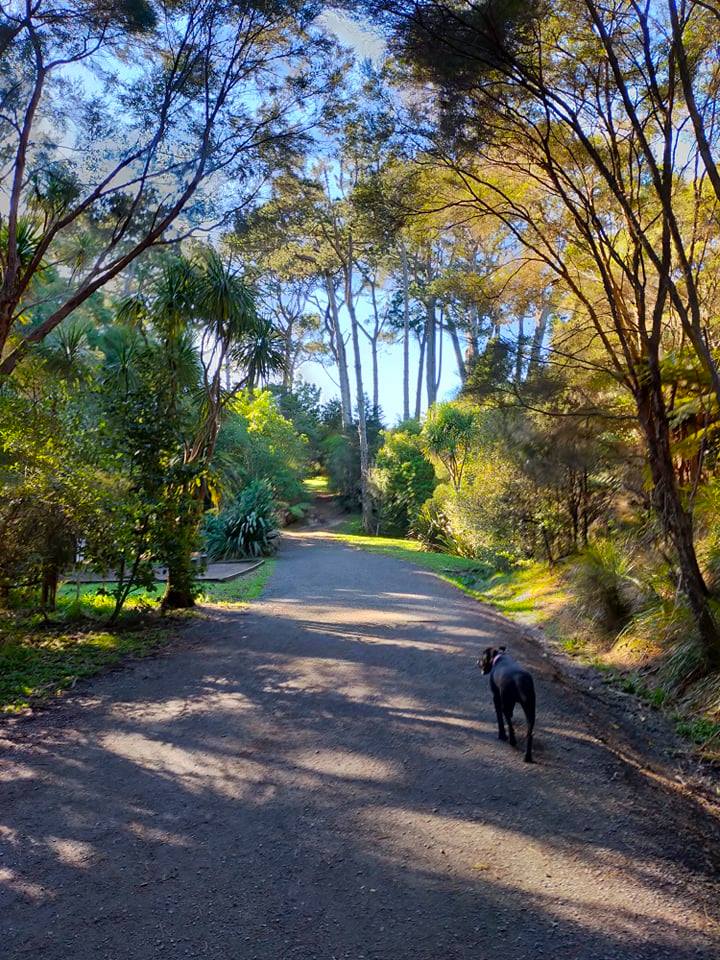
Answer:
(492, 691, 507, 741)
(502, 695, 517, 748)
(521, 682, 536, 763)
(524, 723, 534, 763)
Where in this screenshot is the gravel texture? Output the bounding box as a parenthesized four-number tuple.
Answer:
(1, 533, 719, 959)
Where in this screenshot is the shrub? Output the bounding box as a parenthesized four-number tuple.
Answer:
(322, 431, 359, 505)
(204, 480, 278, 559)
(570, 538, 650, 629)
(320, 405, 385, 508)
(215, 391, 309, 506)
(371, 424, 437, 536)
(412, 498, 452, 552)
(694, 478, 720, 591)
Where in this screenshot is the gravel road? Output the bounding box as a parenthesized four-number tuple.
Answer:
(2, 533, 719, 959)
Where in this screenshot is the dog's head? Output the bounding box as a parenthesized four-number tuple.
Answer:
(477, 646, 506, 674)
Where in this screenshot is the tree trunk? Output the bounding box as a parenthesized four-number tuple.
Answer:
(636, 373, 719, 665)
(162, 554, 196, 610)
(282, 317, 294, 391)
(371, 337, 379, 416)
(435, 310, 443, 395)
(467, 306, 482, 367)
(448, 319, 467, 383)
(541, 527, 554, 566)
(669, 0, 720, 208)
(528, 303, 551, 376)
(515, 313, 524, 383)
(345, 270, 372, 533)
(163, 574, 196, 609)
(415, 330, 427, 420)
(400, 243, 411, 420)
(161, 507, 199, 611)
(324, 273, 352, 429)
(41, 564, 58, 612)
(425, 296, 437, 408)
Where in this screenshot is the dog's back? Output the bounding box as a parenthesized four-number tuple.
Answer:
(492, 654, 535, 720)
(480, 648, 536, 762)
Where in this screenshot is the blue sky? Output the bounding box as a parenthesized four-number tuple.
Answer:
(295, 319, 462, 424)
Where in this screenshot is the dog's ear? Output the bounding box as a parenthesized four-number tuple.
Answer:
(479, 647, 497, 674)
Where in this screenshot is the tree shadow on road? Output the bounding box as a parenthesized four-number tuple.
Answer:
(2, 539, 719, 959)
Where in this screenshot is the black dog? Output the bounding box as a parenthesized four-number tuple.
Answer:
(478, 646, 536, 763)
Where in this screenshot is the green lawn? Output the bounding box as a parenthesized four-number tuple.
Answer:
(303, 474, 330, 494)
(0, 624, 172, 714)
(196, 559, 275, 605)
(0, 561, 274, 714)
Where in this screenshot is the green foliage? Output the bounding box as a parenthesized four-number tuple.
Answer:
(322, 431, 358, 503)
(370, 422, 436, 535)
(675, 716, 720, 746)
(273, 383, 325, 465)
(0, 562, 275, 714)
(412, 498, 452, 552)
(321, 405, 385, 506)
(0, 369, 153, 614)
(0, 626, 170, 714)
(93, 323, 206, 615)
(570, 539, 648, 630)
(216, 390, 309, 505)
(422, 401, 479, 491)
(694, 479, 720, 591)
(204, 480, 279, 559)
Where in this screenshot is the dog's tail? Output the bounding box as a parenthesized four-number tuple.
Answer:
(520, 674, 536, 763)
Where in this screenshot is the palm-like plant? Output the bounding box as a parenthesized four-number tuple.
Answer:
(112, 246, 285, 608)
(234, 316, 286, 391)
(0, 217, 44, 280)
(204, 479, 278, 560)
(0, 217, 48, 325)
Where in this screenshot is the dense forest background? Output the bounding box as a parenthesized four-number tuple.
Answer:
(3, 0, 720, 744)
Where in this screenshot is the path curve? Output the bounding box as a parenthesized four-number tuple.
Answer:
(2, 534, 719, 959)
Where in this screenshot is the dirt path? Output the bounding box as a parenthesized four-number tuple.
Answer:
(2, 533, 720, 959)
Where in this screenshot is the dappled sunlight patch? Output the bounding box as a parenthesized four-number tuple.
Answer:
(389, 708, 486, 733)
(45, 836, 96, 867)
(292, 748, 402, 783)
(356, 808, 711, 941)
(301, 624, 468, 655)
(0, 867, 56, 903)
(102, 732, 204, 780)
(383, 590, 437, 601)
(101, 730, 280, 803)
(0, 762, 37, 783)
(127, 824, 192, 848)
(110, 687, 253, 724)
(0, 824, 22, 848)
(263, 655, 396, 704)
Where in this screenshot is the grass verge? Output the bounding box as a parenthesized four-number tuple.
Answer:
(327, 525, 484, 581)
(0, 561, 274, 715)
(197, 559, 275, 605)
(0, 624, 172, 715)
